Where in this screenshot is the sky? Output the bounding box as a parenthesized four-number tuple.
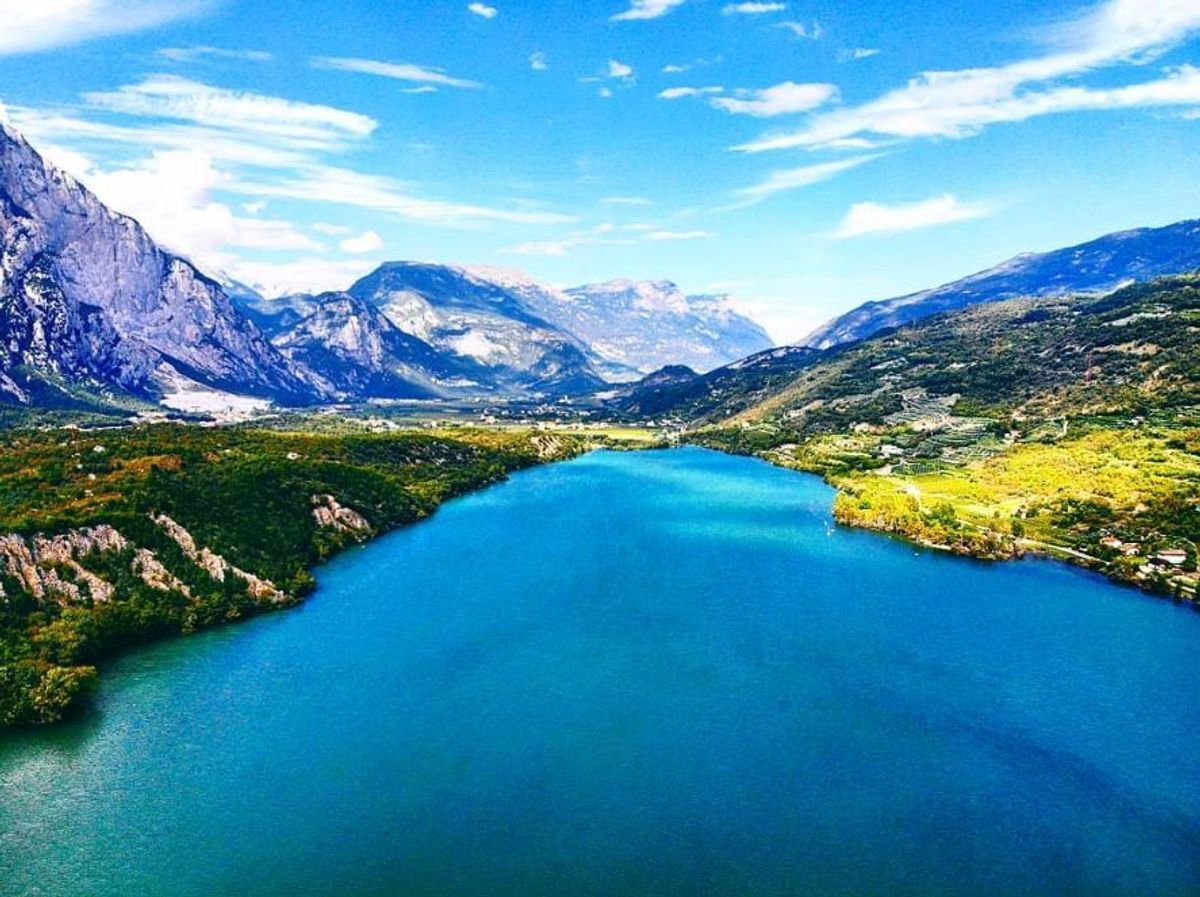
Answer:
(1, 0, 1199, 342)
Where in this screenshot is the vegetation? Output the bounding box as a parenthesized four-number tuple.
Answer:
(0, 423, 584, 728)
(680, 275, 1200, 599)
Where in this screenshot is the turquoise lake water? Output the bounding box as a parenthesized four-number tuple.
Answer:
(2, 447, 1199, 896)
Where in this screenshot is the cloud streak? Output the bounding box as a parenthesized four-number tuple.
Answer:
(611, 0, 688, 22)
(831, 194, 992, 238)
(312, 56, 482, 89)
(730, 155, 882, 208)
(739, 0, 1200, 151)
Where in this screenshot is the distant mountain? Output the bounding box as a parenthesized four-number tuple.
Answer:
(471, 268, 773, 374)
(0, 123, 319, 410)
(341, 262, 606, 397)
(804, 219, 1200, 349)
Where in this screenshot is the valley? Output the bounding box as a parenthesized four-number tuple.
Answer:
(3, 113, 1200, 731)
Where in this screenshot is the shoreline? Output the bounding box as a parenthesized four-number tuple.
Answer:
(0, 427, 592, 731)
(702, 442, 1200, 607)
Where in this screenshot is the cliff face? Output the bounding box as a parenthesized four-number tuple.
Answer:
(0, 124, 320, 407)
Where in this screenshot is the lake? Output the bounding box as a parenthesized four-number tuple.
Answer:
(2, 447, 1199, 896)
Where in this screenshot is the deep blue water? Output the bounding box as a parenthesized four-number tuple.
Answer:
(2, 447, 1199, 897)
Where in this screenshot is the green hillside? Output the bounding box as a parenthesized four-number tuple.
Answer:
(659, 275, 1200, 599)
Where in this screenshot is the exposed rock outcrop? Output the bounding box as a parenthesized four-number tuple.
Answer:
(152, 514, 287, 603)
(311, 495, 372, 537)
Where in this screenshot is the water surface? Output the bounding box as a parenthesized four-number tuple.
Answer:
(3, 448, 1199, 896)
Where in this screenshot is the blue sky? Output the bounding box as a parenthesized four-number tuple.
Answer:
(1, 0, 1199, 341)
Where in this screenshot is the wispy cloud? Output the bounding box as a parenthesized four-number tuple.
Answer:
(84, 75, 377, 146)
(608, 59, 635, 80)
(467, 2, 498, 18)
(658, 86, 723, 100)
(730, 155, 882, 208)
(611, 0, 688, 22)
(602, 196, 654, 205)
(644, 229, 712, 241)
(741, 0, 1200, 152)
(503, 221, 705, 256)
(0, 0, 209, 56)
(232, 165, 575, 227)
(723, 2, 787, 15)
(529, 51, 548, 71)
(312, 56, 482, 89)
(660, 81, 836, 116)
(711, 81, 837, 116)
(838, 47, 880, 62)
(775, 20, 822, 39)
(9, 70, 572, 279)
(831, 194, 992, 238)
(157, 46, 273, 63)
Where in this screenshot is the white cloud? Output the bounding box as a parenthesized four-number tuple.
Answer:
(602, 196, 653, 205)
(741, 0, 1200, 151)
(644, 229, 712, 241)
(84, 76, 377, 147)
(339, 230, 384, 253)
(611, 0, 687, 22)
(731, 155, 881, 207)
(711, 81, 838, 116)
(530, 52, 548, 71)
(77, 150, 322, 265)
(157, 46, 272, 63)
(241, 201, 267, 214)
(723, 2, 787, 14)
(467, 2, 498, 18)
(775, 20, 822, 39)
(608, 59, 635, 80)
(0, 0, 209, 56)
(838, 47, 880, 62)
(312, 56, 481, 89)
(658, 86, 724, 100)
(831, 194, 992, 239)
(400, 86, 438, 95)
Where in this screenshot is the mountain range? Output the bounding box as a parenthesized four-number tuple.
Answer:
(0, 123, 770, 412)
(4, 117, 1200, 418)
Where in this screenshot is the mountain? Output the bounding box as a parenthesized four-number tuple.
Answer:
(616, 273, 1200, 429)
(341, 262, 605, 397)
(609, 346, 819, 422)
(804, 219, 1200, 349)
(470, 269, 773, 374)
(269, 292, 497, 400)
(0, 123, 318, 410)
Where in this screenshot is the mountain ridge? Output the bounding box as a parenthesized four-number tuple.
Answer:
(804, 219, 1200, 349)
